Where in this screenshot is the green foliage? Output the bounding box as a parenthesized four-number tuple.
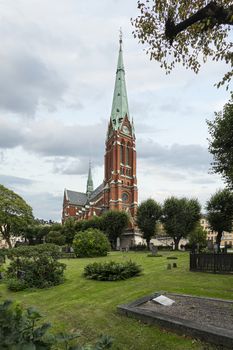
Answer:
(0, 184, 34, 248)
(0, 300, 113, 349)
(84, 260, 142, 281)
(136, 199, 162, 249)
(102, 211, 129, 248)
(132, 1, 233, 88)
(6, 244, 65, 290)
(6, 278, 28, 292)
(46, 230, 66, 246)
(7, 256, 66, 290)
(8, 243, 61, 260)
(22, 222, 51, 245)
(62, 217, 79, 245)
(208, 95, 233, 188)
(188, 224, 207, 250)
(73, 229, 111, 258)
(81, 216, 104, 231)
(162, 197, 201, 250)
(206, 188, 233, 251)
(129, 244, 147, 251)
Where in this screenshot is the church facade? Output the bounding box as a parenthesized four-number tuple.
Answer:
(62, 36, 141, 247)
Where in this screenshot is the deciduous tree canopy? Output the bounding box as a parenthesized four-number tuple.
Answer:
(132, 1, 233, 87)
(208, 94, 233, 188)
(0, 185, 33, 248)
(136, 199, 162, 249)
(206, 188, 233, 251)
(162, 197, 201, 250)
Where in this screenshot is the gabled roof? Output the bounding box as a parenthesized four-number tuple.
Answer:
(90, 183, 104, 200)
(66, 189, 87, 206)
(65, 183, 104, 207)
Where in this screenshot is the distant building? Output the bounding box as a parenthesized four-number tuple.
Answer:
(62, 34, 141, 247)
(200, 216, 233, 247)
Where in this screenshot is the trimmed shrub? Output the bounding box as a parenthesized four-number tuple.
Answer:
(84, 260, 142, 281)
(6, 244, 66, 290)
(7, 278, 28, 291)
(147, 254, 163, 258)
(73, 229, 110, 258)
(129, 244, 147, 251)
(7, 243, 61, 260)
(6, 256, 66, 290)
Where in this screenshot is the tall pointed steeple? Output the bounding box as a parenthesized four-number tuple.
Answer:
(110, 30, 130, 130)
(86, 161, 93, 197)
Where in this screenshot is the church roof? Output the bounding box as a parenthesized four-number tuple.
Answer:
(66, 190, 87, 206)
(110, 32, 130, 130)
(90, 182, 104, 200)
(65, 182, 104, 207)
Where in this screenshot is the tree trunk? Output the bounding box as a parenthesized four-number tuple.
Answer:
(2, 225, 12, 248)
(174, 237, 180, 250)
(216, 232, 222, 253)
(146, 239, 150, 251)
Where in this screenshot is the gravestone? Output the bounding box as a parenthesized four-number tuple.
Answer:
(207, 240, 214, 251)
(151, 245, 158, 256)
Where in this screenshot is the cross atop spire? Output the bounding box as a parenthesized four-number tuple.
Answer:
(119, 27, 122, 45)
(110, 31, 130, 131)
(86, 161, 93, 197)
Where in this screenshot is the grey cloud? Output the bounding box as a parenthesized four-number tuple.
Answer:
(138, 140, 212, 171)
(0, 174, 35, 186)
(0, 118, 25, 148)
(0, 50, 67, 116)
(53, 159, 90, 175)
(191, 177, 216, 185)
(23, 120, 105, 158)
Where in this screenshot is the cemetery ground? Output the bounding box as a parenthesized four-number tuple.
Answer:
(0, 251, 233, 350)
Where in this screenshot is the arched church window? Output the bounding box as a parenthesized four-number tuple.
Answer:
(121, 142, 125, 164)
(126, 144, 130, 165)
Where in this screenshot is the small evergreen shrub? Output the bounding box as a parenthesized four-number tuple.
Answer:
(6, 256, 66, 290)
(129, 244, 147, 251)
(147, 254, 163, 257)
(84, 260, 142, 281)
(7, 243, 61, 260)
(0, 300, 113, 349)
(7, 278, 28, 291)
(73, 229, 111, 258)
(6, 244, 66, 291)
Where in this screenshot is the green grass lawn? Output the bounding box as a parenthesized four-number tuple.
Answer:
(0, 251, 232, 349)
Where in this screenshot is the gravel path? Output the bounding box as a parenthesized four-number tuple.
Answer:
(139, 293, 233, 331)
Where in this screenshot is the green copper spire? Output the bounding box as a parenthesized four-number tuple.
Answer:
(86, 162, 93, 196)
(110, 30, 130, 130)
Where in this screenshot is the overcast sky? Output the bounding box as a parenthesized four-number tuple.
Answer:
(0, 0, 232, 221)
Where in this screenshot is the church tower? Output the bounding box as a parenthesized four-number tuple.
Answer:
(103, 33, 138, 221)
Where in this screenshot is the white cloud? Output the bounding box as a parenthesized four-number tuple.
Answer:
(0, 0, 230, 220)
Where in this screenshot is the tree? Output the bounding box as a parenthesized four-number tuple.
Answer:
(188, 223, 207, 251)
(73, 228, 111, 258)
(22, 220, 51, 245)
(136, 199, 162, 249)
(206, 188, 233, 251)
(208, 94, 233, 188)
(45, 223, 65, 246)
(102, 211, 129, 249)
(162, 197, 201, 250)
(62, 217, 79, 246)
(0, 185, 33, 248)
(132, 1, 233, 88)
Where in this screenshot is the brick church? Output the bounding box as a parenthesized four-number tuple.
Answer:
(62, 35, 141, 247)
